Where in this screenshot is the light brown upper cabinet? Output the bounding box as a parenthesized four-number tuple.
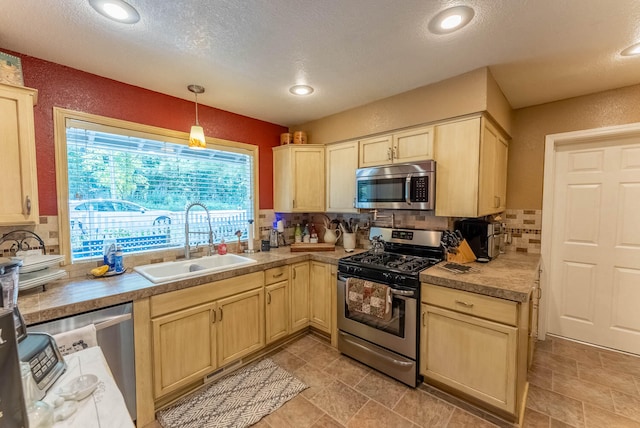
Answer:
(0, 84, 39, 224)
(359, 126, 434, 167)
(434, 116, 508, 217)
(325, 140, 359, 213)
(273, 145, 325, 213)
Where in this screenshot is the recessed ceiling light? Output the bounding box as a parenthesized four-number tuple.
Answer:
(621, 42, 640, 56)
(428, 6, 474, 35)
(289, 85, 314, 96)
(88, 0, 140, 24)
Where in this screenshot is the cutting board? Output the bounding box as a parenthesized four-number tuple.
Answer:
(290, 243, 336, 252)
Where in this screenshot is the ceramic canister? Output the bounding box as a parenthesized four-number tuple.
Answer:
(280, 133, 293, 145)
(293, 131, 307, 144)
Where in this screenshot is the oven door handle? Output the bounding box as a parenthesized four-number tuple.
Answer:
(391, 289, 415, 297)
(405, 173, 412, 205)
(340, 333, 414, 368)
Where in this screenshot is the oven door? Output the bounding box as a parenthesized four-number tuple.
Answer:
(337, 276, 417, 359)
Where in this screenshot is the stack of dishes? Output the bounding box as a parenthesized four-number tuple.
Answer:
(13, 252, 66, 291)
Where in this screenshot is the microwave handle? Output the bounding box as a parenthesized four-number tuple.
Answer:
(405, 173, 412, 205)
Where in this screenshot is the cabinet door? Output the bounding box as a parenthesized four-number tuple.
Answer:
(292, 147, 325, 212)
(309, 261, 333, 333)
(359, 135, 392, 167)
(265, 280, 289, 344)
(326, 141, 359, 213)
(433, 117, 481, 217)
(217, 288, 265, 366)
(152, 302, 216, 398)
(273, 147, 293, 212)
(421, 304, 517, 414)
(0, 84, 39, 224)
(478, 119, 509, 216)
(393, 126, 434, 164)
(290, 261, 310, 332)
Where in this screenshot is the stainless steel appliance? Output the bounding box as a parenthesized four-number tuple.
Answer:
(337, 227, 444, 386)
(355, 161, 436, 210)
(455, 219, 503, 261)
(27, 303, 136, 420)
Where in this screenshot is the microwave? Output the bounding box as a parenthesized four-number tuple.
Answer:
(355, 161, 436, 210)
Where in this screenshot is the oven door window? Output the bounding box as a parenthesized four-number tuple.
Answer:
(345, 296, 405, 337)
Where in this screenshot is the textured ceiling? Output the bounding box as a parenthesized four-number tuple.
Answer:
(2, 0, 640, 126)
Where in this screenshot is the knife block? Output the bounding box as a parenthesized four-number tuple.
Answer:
(447, 239, 476, 263)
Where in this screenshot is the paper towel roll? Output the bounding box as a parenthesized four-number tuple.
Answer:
(277, 220, 284, 233)
(248, 220, 254, 251)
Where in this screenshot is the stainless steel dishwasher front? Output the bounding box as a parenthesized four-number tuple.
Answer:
(27, 302, 136, 420)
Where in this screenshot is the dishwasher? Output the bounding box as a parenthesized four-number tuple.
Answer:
(27, 302, 136, 420)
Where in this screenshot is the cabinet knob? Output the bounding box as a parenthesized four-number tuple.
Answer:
(25, 195, 31, 215)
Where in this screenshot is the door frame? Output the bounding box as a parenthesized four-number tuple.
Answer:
(540, 121, 640, 340)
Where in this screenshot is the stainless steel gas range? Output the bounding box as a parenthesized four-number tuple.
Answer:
(337, 227, 444, 387)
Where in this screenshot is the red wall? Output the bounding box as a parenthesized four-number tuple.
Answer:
(9, 50, 286, 215)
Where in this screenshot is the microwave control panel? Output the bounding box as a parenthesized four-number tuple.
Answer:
(411, 177, 429, 202)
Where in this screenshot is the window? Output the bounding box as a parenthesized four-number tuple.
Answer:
(55, 109, 258, 263)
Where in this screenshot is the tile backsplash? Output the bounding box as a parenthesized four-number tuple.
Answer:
(502, 209, 542, 254)
(0, 208, 544, 281)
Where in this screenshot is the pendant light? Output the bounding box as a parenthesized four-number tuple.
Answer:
(187, 84, 206, 149)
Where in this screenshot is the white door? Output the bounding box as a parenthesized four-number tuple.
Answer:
(545, 133, 640, 354)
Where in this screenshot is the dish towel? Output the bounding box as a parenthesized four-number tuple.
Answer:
(346, 278, 392, 321)
(53, 324, 98, 356)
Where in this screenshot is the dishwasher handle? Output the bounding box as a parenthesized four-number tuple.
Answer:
(94, 313, 132, 331)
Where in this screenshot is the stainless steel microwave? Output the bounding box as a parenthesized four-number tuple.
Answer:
(355, 161, 436, 210)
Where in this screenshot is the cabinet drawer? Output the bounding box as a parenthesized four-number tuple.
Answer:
(422, 283, 517, 326)
(264, 266, 289, 285)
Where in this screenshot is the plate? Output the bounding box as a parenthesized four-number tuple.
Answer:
(19, 269, 67, 291)
(57, 374, 99, 401)
(15, 254, 64, 274)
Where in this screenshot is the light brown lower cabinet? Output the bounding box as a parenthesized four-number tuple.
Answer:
(290, 261, 310, 332)
(265, 280, 289, 344)
(309, 261, 334, 333)
(420, 283, 529, 422)
(149, 272, 265, 399)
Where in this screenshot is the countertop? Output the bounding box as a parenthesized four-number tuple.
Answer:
(420, 252, 541, 302)
(19, 248, 540, 325)
(18, 247, 361, 325)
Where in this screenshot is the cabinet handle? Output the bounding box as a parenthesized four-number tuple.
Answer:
(293, 199, 296, 209)
(25, 196, 31, 215)
(273, 272, 284, 278)
(293, 268, 296, 280)
(455, 300, 474, 308)
(267, 292, 271, 304)
(211, 309, 216, 324)
(393, 146, 397, 159)
(353, 197, 356, 208)
(422, 312, 426, 326)
(494, 196, 500, 208)
(387, 147, 392, 160)
(219, 307, 223, 321)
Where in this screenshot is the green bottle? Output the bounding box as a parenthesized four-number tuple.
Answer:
(294, 224, 302, 243)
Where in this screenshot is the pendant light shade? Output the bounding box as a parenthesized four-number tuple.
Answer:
(188, 84, 206, 149)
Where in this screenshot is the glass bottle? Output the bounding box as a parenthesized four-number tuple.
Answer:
(294, 224, 302, 243)
(302, 224, 310, 243)
(309, 223, 318, 243)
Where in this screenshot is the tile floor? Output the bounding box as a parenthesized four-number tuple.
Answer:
(150, 333, 640, 427)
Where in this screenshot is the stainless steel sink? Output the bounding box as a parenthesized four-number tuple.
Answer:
(133, 254, 257, 284)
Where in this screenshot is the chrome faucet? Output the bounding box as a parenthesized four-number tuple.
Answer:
(184, 202, 216, 259)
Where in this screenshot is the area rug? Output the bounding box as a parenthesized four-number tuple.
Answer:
(157, 358, 307, 428)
